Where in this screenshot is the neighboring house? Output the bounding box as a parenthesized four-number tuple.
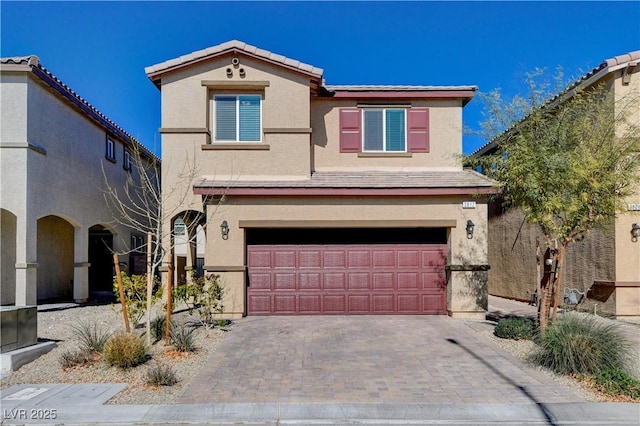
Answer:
(0, 56, 158, 306)
(146, 40, 498, 318)
(472, 51, 640, 320)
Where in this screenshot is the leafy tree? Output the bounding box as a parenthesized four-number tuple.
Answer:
(469, 70, 640, 333)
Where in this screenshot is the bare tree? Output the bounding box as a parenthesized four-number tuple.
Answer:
(102, 145, 221, 343)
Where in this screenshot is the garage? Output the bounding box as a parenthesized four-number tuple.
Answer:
(246, 228, 448, 315)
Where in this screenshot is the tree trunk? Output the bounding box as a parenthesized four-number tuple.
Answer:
(550, 244, 567, 326)
(538, 247, 554, 335)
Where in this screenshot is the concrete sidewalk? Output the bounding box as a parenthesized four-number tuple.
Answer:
(1, 401, 639, 425)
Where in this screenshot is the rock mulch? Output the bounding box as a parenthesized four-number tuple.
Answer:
(0, 303, 228, 405)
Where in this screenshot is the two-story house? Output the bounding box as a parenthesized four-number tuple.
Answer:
(472, 50, 640, 320)
(1, 56, 158, 306)
(146, 40, 497, 318)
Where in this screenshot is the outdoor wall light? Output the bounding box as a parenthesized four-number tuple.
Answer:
(220, 220, 229, 240)
(466, 220, 475, 239)
(632, 223, 640, 242)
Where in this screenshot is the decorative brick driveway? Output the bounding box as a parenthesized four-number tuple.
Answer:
(179, 316, 585, 404)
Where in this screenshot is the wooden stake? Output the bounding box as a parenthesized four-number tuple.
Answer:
(146, 232, 153, 345)
(113, 254, 130, 333)
(165, 258, 173, 345)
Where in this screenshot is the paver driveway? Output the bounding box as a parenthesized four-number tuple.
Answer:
(179, 316, 585, 404)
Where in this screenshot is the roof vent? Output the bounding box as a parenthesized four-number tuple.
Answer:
(231, 57, 240, 68)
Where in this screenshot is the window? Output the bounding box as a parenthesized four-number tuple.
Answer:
(363, 109, 406, 152)
(131, 235, 144, 253)
(339, 108, 429, 153)
(123, 150, 131, 171)
(214, 95, 261, 142)
(106, 137, 116, 161)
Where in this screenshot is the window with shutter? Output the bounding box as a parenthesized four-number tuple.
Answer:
(362, 108, 406, 152)
(214, 95, 262, 142)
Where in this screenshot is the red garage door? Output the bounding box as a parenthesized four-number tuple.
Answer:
(247, 244, 447, 315)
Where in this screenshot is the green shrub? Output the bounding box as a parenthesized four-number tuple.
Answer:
(174, 273, 225, 328)
(145, 364, 178, 386)
(593, 368, 640, 399)
(529, 312, 631, 375)
(494, 316, 535, 340)
(150, 315, 176, 342)
(112, 272, 162, 327)
(59, 349, 95, 369)
(69, 320, 110, 353)
(103, 333, 147, 369)
(170, 325, 197, 352)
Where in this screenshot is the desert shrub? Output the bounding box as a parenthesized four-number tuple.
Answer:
(170, 325, 197, 352)
(150, 315, 176, 342)
(593, 368, 640, 399)
(174, 273, 225, 328)
(145, 364, 178, 386)
(529, 312, 631, 375)
(494, 316, 535, 340)
(112, 272, 162, 327)
(103, 333, 147, 369)
(59, 349, 95, 369)
(69, 320, 110, 353)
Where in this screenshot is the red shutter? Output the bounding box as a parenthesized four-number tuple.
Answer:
(339, 109, 362, 153)
(407, 108, 429, 153)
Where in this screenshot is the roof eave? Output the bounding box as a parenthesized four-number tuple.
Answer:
(146, 47, 323, 89)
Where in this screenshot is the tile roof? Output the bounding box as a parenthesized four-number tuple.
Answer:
(195, 170, 497, 189)
(145, 40, 324, 79)
(325, 85, 478, 92)
(471, 49, 640, 157)
(1, 56, 158, 161)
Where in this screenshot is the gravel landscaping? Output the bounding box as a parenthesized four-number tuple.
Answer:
(1, 300, 637, 404)
(0, 302, 228, 405)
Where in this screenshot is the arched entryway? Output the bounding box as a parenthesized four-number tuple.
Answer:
(89, 225, 114, 296)
(172, 211, 207, 286)
(37, 215, 74, 302)
(1, 209, 17, 305)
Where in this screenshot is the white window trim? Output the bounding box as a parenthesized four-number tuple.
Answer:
(106, 137, 116, 161)
(123, 150, 132, 171)
(361, 108, 407, 153)
(212, 94, 263, 143)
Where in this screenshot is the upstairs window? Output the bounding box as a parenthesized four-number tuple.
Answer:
(123, 150, 132, 171)
(363, 109, 406, 152)
(106, 137, 116, 161)
(214, 95, 261, 142)
(340, 108, 430, 153)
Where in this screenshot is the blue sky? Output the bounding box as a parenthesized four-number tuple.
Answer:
(2, 1, 639, 156)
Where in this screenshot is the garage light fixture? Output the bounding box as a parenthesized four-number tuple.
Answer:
(632, 223, 640, 242)
(466, 220, 475, 239)
(220, 220, 229, 240)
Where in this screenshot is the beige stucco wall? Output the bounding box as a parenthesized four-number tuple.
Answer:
(311, 99, 464, 171)
(204, 195, 488, 318)
(160, 53, 312, 182)
(1, 68, 148, 304)
(613, 65, 640, 284)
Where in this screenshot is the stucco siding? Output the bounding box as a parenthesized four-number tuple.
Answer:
(311, 99, 463, 171)
(205, 195, 488, 316)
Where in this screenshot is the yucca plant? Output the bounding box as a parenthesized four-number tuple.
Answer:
(69, 320, 110, 353)
(170, 325, 197, 353)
